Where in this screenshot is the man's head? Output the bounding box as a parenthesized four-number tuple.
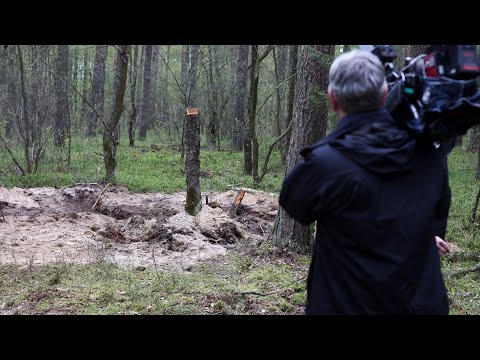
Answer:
(328, 49, 387, 117)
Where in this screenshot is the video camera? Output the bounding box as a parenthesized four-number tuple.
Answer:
(371, 45, 480, 142)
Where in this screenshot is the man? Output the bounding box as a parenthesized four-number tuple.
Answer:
(279, 49, 452, 315)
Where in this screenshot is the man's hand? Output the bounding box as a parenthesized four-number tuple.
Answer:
(435, 236, 452, 255)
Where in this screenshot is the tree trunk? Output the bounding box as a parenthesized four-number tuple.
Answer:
(206, 45, 219, 150)
(87, 45, 107, 137)
(179, 45, 189, 160)
(181, 45, 200, 162)
(245, 45, 273, 181)
(233, 45, 248, 151)
(271, 45, 335, 253)
(188, 45, 200, 106)
(243, 46, 257, 175)
(71, 47, 79, 125)
(3, 46, 17, 139)
(54, 45, 70, 147)
(103, 45, 129, 182)
(281, 45, 299, 164)
(273, 45, 287, 138)
(80, 49, 89, 129)
(151, 45, 159, 125)
(17, 45, 32, 174)
(138, 45, 153, 140)
(129, 45, 139, 147)
(185, 109, 202, 216)
(162, 45, 170, 135)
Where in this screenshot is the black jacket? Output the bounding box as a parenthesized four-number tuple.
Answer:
(279, 108, 451, 315)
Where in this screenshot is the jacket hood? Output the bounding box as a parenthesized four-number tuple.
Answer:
(303, 108, 416, 176)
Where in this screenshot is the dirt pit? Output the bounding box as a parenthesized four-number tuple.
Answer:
(0, 185, 279, 271)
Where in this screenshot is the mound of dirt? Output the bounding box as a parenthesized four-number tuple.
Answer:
(0, 186, 279, 271)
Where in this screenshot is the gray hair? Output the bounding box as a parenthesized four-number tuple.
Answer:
(328, 49, 387, 114)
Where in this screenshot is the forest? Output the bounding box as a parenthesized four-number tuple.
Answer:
(0, 45, 480, 315)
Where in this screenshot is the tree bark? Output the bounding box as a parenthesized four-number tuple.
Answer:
(273, 45, 287, 138)
(71, 47, 79, 124)
(179, 45, 189, 159)
(243, 45, 257, 175)
(245, 45, 273, 181)
(138, 45, 153, 140)
(233, 45, 248, 151)
(80, 49, 89, 129)
(185, 109, 202, 216)
(281, 45, 299, 164)
(87, 45, 107, 137)
(181, 45, 200, 162)
(128, 45, 139, 147)
(271, 45, 335, 253)
(103, 45, 129, 182)
(54, 45, 70, 147)
(206, 45, 219, 150)
(17, 45, 32, 174)
(151, 45, 159, 123)
(3, 46, 17, 139)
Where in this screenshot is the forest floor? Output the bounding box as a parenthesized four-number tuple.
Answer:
(0, 185, 309, 315)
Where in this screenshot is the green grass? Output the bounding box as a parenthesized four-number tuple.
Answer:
(0, 132, 284, 193)
(442, 146, 480, 314)
(446, 147, 480, 252)
(0, 245, 309, 315)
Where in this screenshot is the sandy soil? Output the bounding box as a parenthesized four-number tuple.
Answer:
(0, 185, 279, 271)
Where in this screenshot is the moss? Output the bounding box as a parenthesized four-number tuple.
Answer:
(185, 186, 202, 215)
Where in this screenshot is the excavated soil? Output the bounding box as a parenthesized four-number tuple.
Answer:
(0, 185, 279, 271)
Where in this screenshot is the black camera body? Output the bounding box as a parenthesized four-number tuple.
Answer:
(371, 45, 480, 143)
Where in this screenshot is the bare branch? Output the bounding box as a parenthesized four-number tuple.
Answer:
(91, 183, 111, 210)
(154, 46, 185, 100)
(449, 262, 480, 277)
(258, 45, 274, 62)
(0, 132, 26, 175)
(61, 74, 111, 132)
(256, 71, 298, 117)
(255, 116, 296, 184)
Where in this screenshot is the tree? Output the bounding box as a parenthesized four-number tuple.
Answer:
(151, 45, 160, 122)
(185, 108, 201, 215)
(138, 45, 153, 140)
(282, 45, 299, 164)
(1, 46, 17, 139)
(271, 45, 335, 253)
(80, 49, 90, 129)
(54, 45, 70, 147)
(17, 45, 33, 173)
(87, 45, 108, 137)
(273, 45, 287, 138)
(206, 45, 220, 150)
(232, 45, 248, 151)
(103, 45, 129, 182)
(180, 45, 201, 161)
(244, 45, 273, 177)
(128, 45, 140, 147)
